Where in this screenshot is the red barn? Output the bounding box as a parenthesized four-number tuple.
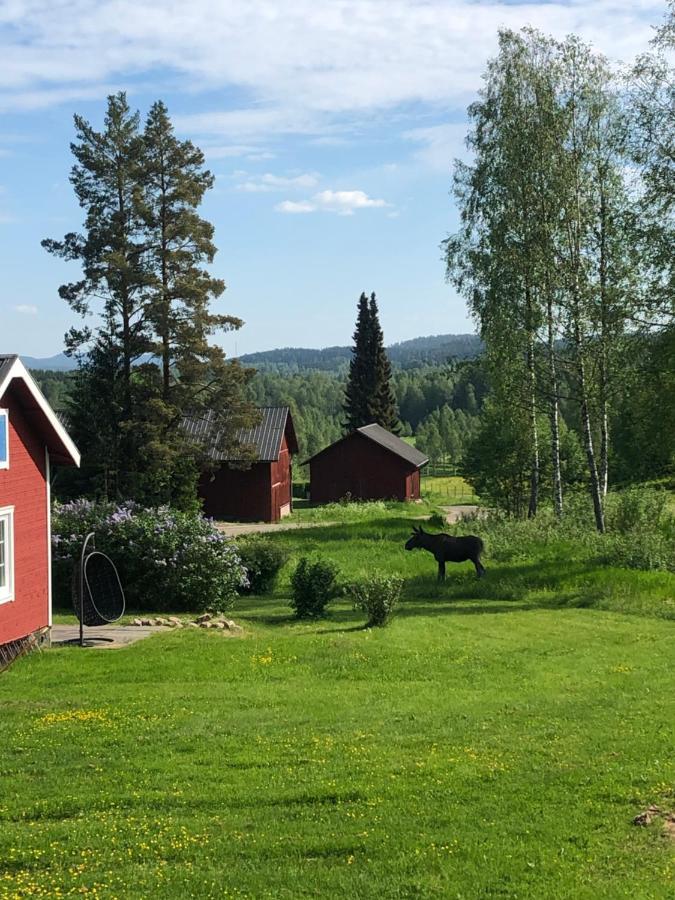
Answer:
(306, 423, 428, 503)
(193, 407, 299, 523)
(0, 356, 80, 650)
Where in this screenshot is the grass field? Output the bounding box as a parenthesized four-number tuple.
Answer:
(2, 506, 674, 898)
(420, 475, 478, 506)
(291, 475, 477, 518)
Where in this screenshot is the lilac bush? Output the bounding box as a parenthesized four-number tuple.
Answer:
(52, 500, 247, 613)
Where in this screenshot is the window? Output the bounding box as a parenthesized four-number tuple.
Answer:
(0, 410, 8, 469)
(0, 507, 14, 604)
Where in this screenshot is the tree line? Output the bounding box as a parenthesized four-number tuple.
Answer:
(445, 12, 674, 529)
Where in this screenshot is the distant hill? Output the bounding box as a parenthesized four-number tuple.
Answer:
(19, 333, 482, 373)
(17, 353, 76, 371)
(239, 333, 482, 372)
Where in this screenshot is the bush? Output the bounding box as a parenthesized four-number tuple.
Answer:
(610, 527, 675, 573)
(52, 499, 246, 613)
(350, 573, 404, 627)
(236, 538, 288, 594)
(427, 511, 447, 530)
(290, 557, 339, 618)
(604, 486, 669, 534)
(604, 487, 675, 572)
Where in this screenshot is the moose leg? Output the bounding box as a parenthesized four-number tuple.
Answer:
(474, 558, 486, 578)
(437, 560, 446, 582)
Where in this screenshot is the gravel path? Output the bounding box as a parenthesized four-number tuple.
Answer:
(215, 505, 481, 537)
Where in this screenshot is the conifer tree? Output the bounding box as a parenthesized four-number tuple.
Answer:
(138, 100, 257, 501)
(43, 92, 151, 496)
(44, 93, 258, 505)
(343, 292, 400, 433)
(368, 293, 400, 433)
(343, 292, 372, 431)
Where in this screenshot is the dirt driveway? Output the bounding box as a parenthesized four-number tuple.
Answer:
(215, 505, 480, 537)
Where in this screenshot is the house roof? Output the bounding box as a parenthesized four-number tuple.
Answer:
(184, 406, 298, 463)
(0, 355, 80, 467)
(304, 422, 429, 468)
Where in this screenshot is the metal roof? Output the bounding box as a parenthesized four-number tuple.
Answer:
(183, 406, 298, 462)
(0, 355, 80, 466)
(0, 356, 19, 385)
(356, 423, 429, 467)
(304, 422, 429, 468)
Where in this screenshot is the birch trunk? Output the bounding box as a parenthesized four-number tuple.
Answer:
(575, 321, 605, 532)
(527, 335, 540, 519)
(526, 287, 539, 518)
(547, 294, 564, 517)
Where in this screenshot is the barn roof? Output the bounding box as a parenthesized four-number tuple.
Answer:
(0, 355, 80, 467)
(304, 423, 428, 468)
(356, 423, 429, 466)
(184, 406, 298, 462)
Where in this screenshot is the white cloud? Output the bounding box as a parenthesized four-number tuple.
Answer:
(275, 200, 316, 214)
(203, 144, 271, 159)
(236, 172, 320, 192)
(404, 123, 471, 172)
(14, 304, 38, 315)
(314, 190, 388, 215)
(275, 189, 390, 215)
(0, 1, 663, 132)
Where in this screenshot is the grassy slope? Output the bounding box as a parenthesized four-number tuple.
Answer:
(2, 510, 674, 899)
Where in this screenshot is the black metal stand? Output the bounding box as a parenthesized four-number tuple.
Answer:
(63, 533, 115, 647)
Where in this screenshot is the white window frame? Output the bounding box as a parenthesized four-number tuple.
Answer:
(0, 506, 15, 604)
(0, 409, 8, 470)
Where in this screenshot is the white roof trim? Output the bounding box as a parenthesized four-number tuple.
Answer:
(0, 357, 80, 467)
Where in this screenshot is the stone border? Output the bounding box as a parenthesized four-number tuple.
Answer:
(130, 613, 243, 633)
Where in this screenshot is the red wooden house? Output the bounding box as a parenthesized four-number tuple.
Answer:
(306, 423, 428, 503)
(192, 407, 299, 523)
(0, 356, 80, 650)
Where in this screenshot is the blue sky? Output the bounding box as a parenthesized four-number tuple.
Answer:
(0, 0, 666, 358)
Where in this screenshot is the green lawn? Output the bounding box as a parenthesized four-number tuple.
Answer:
(2, 513, 674, 898)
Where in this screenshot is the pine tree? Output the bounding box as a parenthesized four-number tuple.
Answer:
(43, 92, 152, 497)
(138, 100, 258, 500)
(44, 93, 258, 506)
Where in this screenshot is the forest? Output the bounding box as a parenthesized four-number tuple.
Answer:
(32, 322, 672, 496)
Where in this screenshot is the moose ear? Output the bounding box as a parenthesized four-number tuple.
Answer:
(411, 525, 419, 534)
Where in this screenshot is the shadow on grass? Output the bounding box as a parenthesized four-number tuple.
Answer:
(236, 557, 606, 632)
(402, 558, 602, 604)
(271, 517, 419, 543)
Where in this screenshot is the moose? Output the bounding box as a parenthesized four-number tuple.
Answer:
(405, 525, 486, 581)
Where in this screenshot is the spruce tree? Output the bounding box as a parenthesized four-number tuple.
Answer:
(368, 293, 400, 433)
(343, 292, 400, 433)
(343, 292, 372, 431)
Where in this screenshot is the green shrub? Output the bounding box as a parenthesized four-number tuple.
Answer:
(604, 486, 669, 534)
(350, 573, 404, 627)
(289, 557, 339, 618)
(236, 538, 288, 594)
(610, 528, 675, 573)
(52, 499, 246, 613)
(427, 511, 447, 530)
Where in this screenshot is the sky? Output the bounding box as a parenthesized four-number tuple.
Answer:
(0, 0, 667, 358)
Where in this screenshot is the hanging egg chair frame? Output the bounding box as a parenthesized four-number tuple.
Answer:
(67, 532, 126, 647)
